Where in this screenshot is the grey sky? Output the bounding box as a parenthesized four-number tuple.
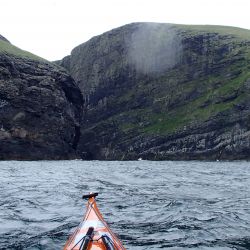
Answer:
(1, 0, 250, 61)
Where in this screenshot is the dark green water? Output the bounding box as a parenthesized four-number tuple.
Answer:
(0, 161, 249, 249)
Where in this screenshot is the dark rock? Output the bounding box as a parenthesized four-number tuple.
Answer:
(0, 48, 83, 160)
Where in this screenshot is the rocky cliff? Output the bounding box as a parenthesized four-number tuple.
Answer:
(0, 36, 83, 160)
(58, 23, 250, 160)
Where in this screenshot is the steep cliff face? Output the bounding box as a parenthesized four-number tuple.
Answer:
(58, 23, 250, 160)
(0, 36, 83, 160)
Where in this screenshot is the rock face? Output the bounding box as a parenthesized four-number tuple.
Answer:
(58, 23, 250, 160)
(0, 37, 83, 160)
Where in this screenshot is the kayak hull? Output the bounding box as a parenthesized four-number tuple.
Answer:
(64, 196, 126, 250)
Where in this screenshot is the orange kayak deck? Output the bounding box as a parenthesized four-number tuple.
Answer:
(64, 195, 126, 250)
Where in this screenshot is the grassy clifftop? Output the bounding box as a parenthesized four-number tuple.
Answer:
(0, 36, 45, 61)
(176, 24, 250, 40)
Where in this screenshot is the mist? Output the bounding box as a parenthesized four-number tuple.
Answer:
(128, 23, 182, 75)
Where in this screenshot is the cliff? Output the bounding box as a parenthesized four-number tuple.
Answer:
(56, 23, 250, 160)
(0, 35, 83, 160)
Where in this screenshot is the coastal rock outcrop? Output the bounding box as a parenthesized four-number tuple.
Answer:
(57, 23, 250, 160)
(0, 36, 83, 160)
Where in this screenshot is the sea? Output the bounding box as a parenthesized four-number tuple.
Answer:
(0, 160, 249, 249)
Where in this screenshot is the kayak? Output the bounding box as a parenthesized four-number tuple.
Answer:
(63, 193, 126, 250)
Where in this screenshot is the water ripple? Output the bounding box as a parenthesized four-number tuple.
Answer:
(0, 161, 249, 249)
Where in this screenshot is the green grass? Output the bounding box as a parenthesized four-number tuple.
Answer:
(0, 40, 45, 61)
(174, 24, 250, 40)
(142, 112, 188, 134)
(107, 62, 250, 136)
(120, 122, 137, 132)
(141, 68, 250, 135)
(142, 100, 236, 135)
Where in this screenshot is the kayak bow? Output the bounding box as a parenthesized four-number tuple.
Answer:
(64, 193, 126, 250)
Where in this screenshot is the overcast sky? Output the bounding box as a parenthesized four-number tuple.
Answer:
(1, 0, 250, 61)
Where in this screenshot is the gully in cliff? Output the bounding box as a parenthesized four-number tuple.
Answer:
(64, 193, 126, 250)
